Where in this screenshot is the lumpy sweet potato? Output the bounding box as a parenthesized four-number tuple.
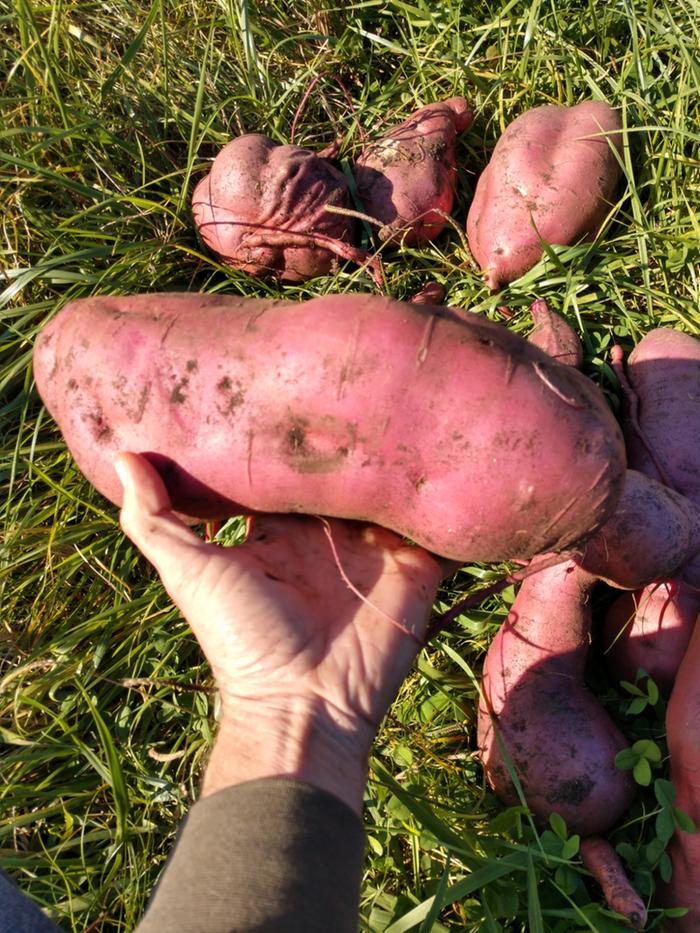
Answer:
(478, 559, 635, 834)
(354, 97, 474, 246)
(466, 101, 623, 290)
(33, 292, 625, 562)
(192, 134, 378, 282)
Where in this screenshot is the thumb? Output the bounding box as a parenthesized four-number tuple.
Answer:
(114, 452, 207, 579)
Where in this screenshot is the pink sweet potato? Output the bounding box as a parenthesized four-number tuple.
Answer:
(657, 618, 700, 930)
(577, 470, 700, 590)
(604, 330, 700, 692)
(192, 134, 378, 283)
(580, 837, 647, 930)
(353, 97, 474, 246)
(466, 101, 623, 290)
(478, 558, 635, 834)
(602, 579, 700, 695)
(33, 292, 626, 563)
(623, 328, 700, 504)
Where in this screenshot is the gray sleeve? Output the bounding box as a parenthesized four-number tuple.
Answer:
(0, 870, 64, 933)
(136, 779, 366, 933)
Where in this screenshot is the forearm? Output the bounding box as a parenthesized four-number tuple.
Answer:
(202, 696, 372, 814)
(136, 702, 370, 932)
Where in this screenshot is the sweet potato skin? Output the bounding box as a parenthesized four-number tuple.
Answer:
(478, 560, 635, 834)
(602, 580, 699, 695)
(580, 837, 647, 930)
(354, 97, 474, 246)
(34, 292, 625, 562)
(657, 618, 700, 930)
(578, 470, 700, 590)
(467, 101, 623, 290)
(192, 134, 358, 282)
(625, 327, 700, 503)
(527, 299, 583, 369)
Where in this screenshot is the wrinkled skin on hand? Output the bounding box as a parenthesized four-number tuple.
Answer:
(193, 134, 377, 283)
(354, 97, 474, 246)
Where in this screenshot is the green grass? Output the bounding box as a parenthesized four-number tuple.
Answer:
(2, 0, 699, 929)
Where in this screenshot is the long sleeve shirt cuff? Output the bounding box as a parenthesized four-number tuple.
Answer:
(135, 778, 366, 933)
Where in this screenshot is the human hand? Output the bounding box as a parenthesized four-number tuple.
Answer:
(115, 453, 442, 812)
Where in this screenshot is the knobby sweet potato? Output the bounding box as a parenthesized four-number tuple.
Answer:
(33, 292, 626, 563)
(478, 558, 635, 834)
(467, 101, 623, 290)
(354, 97, 474, 246)
(192, 134, 379, 283)
(607, 327, 700, 691)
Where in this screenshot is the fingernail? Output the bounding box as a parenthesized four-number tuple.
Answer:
(113, 455, 131, 491)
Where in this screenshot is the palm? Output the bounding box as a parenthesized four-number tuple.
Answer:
(159, 515, 439, 730)
(116, 454, 441, 737)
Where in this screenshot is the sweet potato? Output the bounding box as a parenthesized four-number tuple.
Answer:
(527, 299, 583, 369)
(657, 617, 700, 930)
(478, 559, 635, 834)
(580, 837, 647, 930)
(602, 579, 700, 695)
(466, 101, 623, 290)
(353, 97, 474, 246)
(33, 292, 626, 563)
(577, 470, 700, 590)
(623, 328, 700, 505)
(192, 134, 379, 283)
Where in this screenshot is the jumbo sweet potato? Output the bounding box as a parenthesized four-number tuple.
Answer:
(478, 558, 635, 834)
(192, 134, 380, 283)
(466, 101, 623, 290)
(354, 97, 473, 246)
(33, 292, 626, 563)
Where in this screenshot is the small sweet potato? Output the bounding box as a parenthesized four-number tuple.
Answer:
(354, 97, 474, 246)
(580, 837, 647, 930)
(467, 101, 623, 290)
(478, 559, 635, 834)
(527, 299, 583, 369)
(192, 134, 378, 283)
(33, 292, 626, 563)
(602, 579, 699, 695)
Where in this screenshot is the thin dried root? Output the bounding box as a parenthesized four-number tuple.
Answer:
(318, 517, 425, 648)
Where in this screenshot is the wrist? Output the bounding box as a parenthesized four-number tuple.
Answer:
(201, 695, 373, 815)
